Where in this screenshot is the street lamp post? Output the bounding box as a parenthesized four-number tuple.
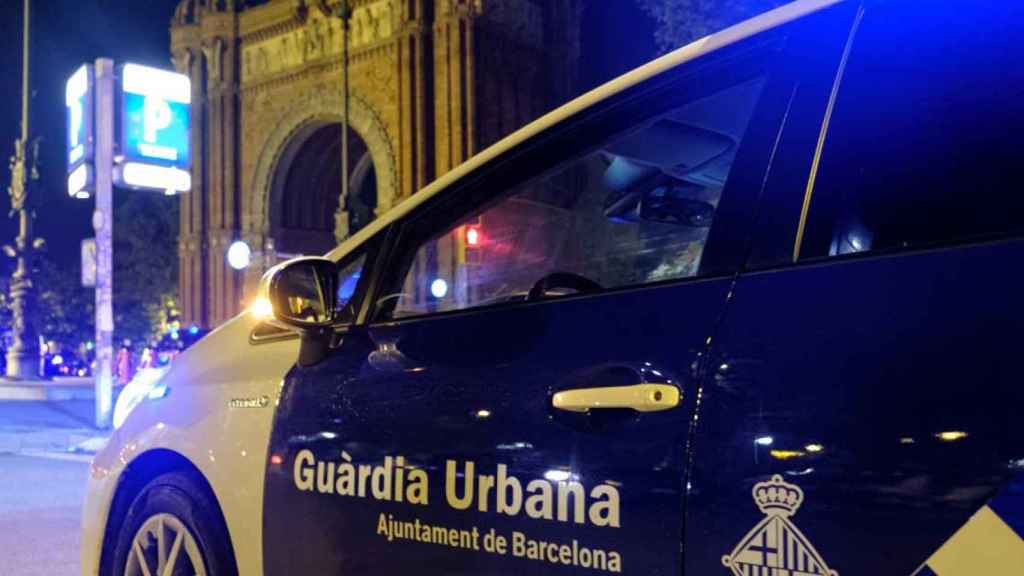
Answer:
(5, 0, 42, 380)
(336, 0, 352, 238)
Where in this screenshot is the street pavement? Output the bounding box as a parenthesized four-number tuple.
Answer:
(0, 399, 106, 455)
(0, 400, 109, 575)
(0, 453, 89, 576)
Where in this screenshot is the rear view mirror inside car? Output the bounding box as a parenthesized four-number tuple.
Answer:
(604, 178, 716, 228)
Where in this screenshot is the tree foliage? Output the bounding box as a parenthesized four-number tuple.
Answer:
(636, 0, 790, 53)
(0, 253, 94, 350)
(112, 192, 179, 346)
(35, 254, 95, 347)
(0, 192, 178, 351)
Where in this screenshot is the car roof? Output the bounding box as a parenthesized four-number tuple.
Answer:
(326, 0, 843, 261)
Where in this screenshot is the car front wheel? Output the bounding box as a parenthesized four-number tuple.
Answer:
(110, 471, 236, 576)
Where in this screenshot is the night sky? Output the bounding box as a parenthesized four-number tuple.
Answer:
(0, 0, 181, 270)
(0, 0, 655, 272)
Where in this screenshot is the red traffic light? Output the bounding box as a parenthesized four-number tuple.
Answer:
(466, 226, 481, 246)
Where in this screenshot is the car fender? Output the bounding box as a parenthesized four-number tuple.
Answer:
(81, 313, 299, 576)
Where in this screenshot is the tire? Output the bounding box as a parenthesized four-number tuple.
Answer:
(108, 470, 237, 576)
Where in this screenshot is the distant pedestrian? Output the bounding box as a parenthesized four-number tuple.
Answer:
(116, 341, 134, 385)
(138, 344, 155, 370)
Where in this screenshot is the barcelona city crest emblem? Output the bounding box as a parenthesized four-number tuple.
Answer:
(722, 475, 838, 576)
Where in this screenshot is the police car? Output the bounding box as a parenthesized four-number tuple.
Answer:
(82, 0, 1024, 574)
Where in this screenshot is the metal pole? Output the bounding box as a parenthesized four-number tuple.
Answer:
(5, 0, 40, 380)
(20, 0, 28, 144)
(93, 58, 115, 428)
(341, 1, 351, 233)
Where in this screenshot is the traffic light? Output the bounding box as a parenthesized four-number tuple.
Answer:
(458, 218, 483, 266)
(466, 225, 481, 247)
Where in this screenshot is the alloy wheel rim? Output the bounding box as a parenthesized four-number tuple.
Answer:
(124, 513, 207, 576)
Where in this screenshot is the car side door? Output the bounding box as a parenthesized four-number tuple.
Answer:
(687, 2, 1024, 575)
(262, 16, 825, 576)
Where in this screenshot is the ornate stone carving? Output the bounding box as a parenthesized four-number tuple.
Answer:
(437, 0, 482, 17)
(241, 0, 394, 83)
(351, 0, 393, 46)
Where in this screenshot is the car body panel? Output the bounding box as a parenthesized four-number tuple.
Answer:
(688, 240, 1024, 575)
(80, 315, 299, 576)
(262, 278, 738, 574)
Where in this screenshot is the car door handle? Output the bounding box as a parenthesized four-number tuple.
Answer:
(552, 384, 680, 413)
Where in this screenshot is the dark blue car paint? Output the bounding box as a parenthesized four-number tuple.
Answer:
(686, 240, 1024, 575)
(257, 1, 1024, 574)
(263, 280, 730, 574)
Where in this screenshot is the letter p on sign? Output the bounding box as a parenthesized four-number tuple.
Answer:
(143, 97, 173, 143)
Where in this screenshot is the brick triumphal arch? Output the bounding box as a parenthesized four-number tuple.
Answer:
(170, 0, 582, 327)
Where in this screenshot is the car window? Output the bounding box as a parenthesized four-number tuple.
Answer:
(335, 254, 365, 318)
(383, 75, 767, 319)
(799, 0, 1024, 260)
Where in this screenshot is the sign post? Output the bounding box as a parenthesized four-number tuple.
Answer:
(66, 60, 191, 428)
(93, 58, 114, 428)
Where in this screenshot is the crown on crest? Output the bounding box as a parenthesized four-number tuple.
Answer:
(752, 475, 804, 516)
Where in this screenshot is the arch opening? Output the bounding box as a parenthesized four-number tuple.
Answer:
(270, 122, 378, 257)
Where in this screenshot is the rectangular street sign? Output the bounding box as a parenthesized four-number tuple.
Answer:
(66, 64, 95, 171)
(81, 238, 97, 287)
(119, 64, 191, 167)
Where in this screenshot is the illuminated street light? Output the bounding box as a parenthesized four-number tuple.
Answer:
(227, 240, 252, 270)
(430, 278, 449, 299)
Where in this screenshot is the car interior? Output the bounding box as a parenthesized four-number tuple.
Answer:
(377, 77, 767, 320)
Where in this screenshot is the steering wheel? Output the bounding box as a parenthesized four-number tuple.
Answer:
(527, 272, 603, 301)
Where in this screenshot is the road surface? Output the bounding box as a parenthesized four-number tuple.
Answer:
(0, 453, 89, 576)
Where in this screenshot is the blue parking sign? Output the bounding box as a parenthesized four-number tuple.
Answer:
(122, 93, 190, 166)
(119, 64, 191, 169)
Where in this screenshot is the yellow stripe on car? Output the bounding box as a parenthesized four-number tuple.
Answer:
(915, 505, 1024, 576)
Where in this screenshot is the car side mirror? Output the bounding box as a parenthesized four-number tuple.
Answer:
(257, 257, 338, 365)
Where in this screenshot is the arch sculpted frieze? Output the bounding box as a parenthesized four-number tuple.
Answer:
(242, 0, 395, 83)
(248, 87, 398, 240)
